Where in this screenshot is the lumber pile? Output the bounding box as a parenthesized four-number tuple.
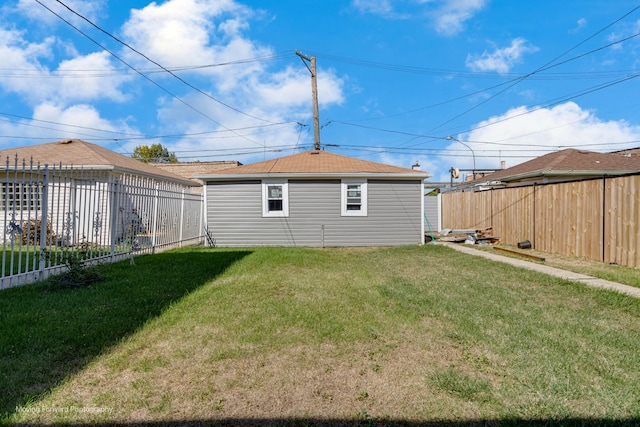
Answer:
(436, 227, 499, 245)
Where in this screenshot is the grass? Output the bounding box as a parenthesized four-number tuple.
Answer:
(2, 245, 640, 425)
(478, 243, 640, 289)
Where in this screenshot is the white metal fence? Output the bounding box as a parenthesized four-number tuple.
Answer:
(1, 157, 204, 289)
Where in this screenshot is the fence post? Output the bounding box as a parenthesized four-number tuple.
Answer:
(38, 165, 49, 279)
(179, 189, 185, 247)
(602, 175, 607, 263)
(151, 184, 159, 254)
(110, 177, 119, 261)
(200, 191, 205, 244)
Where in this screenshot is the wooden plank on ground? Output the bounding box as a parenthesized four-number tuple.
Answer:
(494, 246, 546, 262)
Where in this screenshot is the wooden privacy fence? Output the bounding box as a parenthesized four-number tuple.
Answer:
(441, 174, 640, 268)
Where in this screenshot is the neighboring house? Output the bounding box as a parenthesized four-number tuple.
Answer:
(197, 150, 429, 247)
(151, 160, 242, 189)
(467, 148, 640, 190)
(0, 139, 198, 185)
(612, 147, 640, 157)
(0, 139, 200, 247)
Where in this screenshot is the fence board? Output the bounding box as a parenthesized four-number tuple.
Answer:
(442, 174, 639, 268)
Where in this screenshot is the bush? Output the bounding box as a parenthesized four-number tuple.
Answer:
(46, 245, 103, 288)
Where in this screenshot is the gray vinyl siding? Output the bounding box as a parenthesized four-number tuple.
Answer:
(424, 193, 441, 233)
(206, 179, 423, 247)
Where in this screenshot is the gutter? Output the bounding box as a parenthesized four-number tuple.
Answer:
(6, 164, 200, 188)
(502, 169, 640, 182)
(195, 172, 429, 181)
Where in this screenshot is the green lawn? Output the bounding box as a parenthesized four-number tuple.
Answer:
(2, 245, 639, 425)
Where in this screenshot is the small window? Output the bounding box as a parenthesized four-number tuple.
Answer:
(262, 180, 289, 217)
(341, 180, 367, 216)
(1, 182, 42, 211)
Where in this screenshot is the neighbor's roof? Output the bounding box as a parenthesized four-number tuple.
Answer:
(151, 160, 241, 184)
(480, 148, 640, 183)
(0, 139, 197, 186)
(196, 150, 428, 179)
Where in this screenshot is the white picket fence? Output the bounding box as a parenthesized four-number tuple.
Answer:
(1, 157, 204, 289)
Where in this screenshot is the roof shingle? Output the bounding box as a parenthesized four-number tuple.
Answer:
(481, 149, 640, 182)
(205, 150, 426, 176)
(0, 139, 196, 185)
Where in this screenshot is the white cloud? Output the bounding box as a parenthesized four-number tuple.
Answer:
(122, 0, 251, 68)
(1, 0, 347, 161)
(0, 28, 53, 99)
(55, 52, 131, 103)
(15, 0, 106, 27)
(0, 102, 135, 151)
(570, 18, 588, 33)
(0, 28, 129, 105)
(119, 0, 346, 162)
(466, 38, 539, 74)
(433, 0, 488, 36)
(350, 0, 488, 34)
(352, 0, 394, 16)
(33, 103, 121, 136)
(436, 102, 640, 181)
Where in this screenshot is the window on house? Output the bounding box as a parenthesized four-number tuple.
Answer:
(341, 180, 367, 216)
(262, 180, 289, 217)
(1, 182, 42, 211)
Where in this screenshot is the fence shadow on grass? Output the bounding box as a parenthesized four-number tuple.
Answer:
(0, 249, 251, 420)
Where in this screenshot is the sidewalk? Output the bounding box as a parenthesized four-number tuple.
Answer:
(437, 242, 640, 299)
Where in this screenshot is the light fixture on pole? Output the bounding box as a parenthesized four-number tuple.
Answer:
(446, 135, 476, 178)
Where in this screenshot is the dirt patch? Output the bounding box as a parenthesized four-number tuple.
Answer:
(16, 325, 495, 424)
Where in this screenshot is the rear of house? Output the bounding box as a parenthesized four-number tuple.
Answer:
(199, 150, 428, 247)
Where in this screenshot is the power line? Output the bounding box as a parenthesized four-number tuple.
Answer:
(310, 51, 637, 81)
(0, 111, 298, 142)
(34, 0, 264, 148)
(52, 0, 278, 125)
(425, 4, 640, 134)
(0, 52, 293, 78)
(329, 12, 640, 150)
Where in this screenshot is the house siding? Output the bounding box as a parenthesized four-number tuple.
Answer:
(424, 193, 441, 233)
(205, 179, 423, 247)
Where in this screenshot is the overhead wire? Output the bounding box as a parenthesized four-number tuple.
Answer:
(0, 111, 297, 142)
(34, 0, 265, 147)
(11, 2, 640, 163)
(0, 52, 293, 79)
(317, 5, 640, 149)
(53, 0, 280, 125)
(425, 4, 640, 135)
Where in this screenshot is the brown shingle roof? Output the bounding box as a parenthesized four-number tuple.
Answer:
(0, 139, 196, 185)
(202, 150, 426, 177)
(482, 149, 640, 182)
(151, 161, 241, 183)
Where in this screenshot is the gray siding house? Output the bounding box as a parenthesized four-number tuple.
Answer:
(198, 150, 428, 247)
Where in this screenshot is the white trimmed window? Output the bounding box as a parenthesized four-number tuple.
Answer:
(262, 180, 289, 217)
(341, 180, 367, 216)
(1, 182, 42, 211)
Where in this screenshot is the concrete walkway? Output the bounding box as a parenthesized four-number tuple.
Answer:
(437, 242, 640, 299)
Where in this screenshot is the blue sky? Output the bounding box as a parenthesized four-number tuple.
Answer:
(1, 0, 640, 181)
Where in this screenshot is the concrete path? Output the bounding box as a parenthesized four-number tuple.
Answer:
(437, 242, 640, 299)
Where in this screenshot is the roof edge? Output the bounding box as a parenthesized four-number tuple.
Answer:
(503, 169, 639, 182)
(196, 172, 429, 180)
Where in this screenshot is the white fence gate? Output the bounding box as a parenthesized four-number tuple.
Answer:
(1, 158, 204, 289)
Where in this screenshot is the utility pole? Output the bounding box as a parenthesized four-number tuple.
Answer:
(296, 51, 321, 151)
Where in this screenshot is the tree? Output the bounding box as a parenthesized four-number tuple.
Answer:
(132, 143, 178, 163)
